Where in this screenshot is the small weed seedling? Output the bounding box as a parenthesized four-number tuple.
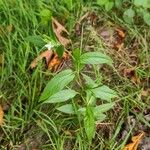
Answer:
(39, 48, 117, 143)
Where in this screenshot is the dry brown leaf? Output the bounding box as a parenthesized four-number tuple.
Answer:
(52, 17, 71, 47)
(0, 105, 4, 126)
(114, 28, 126, 49)
(30, 17, 71, 71)
(30, 50, 53, 69)
(48, 51, 70, 72)
(123, 68, 140, 84)
(30, 50, 70, 72)
(123, 132, 144, 150)
(115, 28, 126, 38)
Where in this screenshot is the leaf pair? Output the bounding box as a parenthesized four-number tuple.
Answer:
(40, 69, 75, 102)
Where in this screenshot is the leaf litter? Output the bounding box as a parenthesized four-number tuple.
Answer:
(30, 17, 71, 72)
(123, 131, 145, 150)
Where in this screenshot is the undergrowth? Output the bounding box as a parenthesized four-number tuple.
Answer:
(0, 0, 149, 149)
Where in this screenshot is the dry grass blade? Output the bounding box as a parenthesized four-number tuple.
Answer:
(0, 105, 4, 126)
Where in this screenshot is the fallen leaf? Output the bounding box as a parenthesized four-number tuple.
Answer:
(30, 17, 71, 71)
(114, 28, 126, 49)
(30, 50, 70, 72)
(48, 51, 70, 72)
(123, 132, 144, 150)
(52, 17, 71, 47)
(0, 105, 4, 126)
(115, 28, 126, 38)
(123, 68, 140, 84)
(30, 50, 53, 69)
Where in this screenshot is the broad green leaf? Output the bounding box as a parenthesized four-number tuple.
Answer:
(78, 102, 115, 119)
(115, 0, 123, 8)
(95, 113, 106, 122)
(143, 0, 150, 8)
(134, 0, 143, 6)
(80, 52, 113, 65)
(91, 85, 117, 101)
(55, 45, 65, 58)
(82, 74, 98, 88)
(143, 12, 150, 26)
(94, 102, 115, 114)
(123, 8, 135, 24)
(105, 2, 114, 11)
(43, 89, 77, 103)
(84, 107, 95, 142)
(57, 104, 75, 114)
(86, 90, 96, 106)
(40, 69, 75, 101)
(25, 35, 46, 47)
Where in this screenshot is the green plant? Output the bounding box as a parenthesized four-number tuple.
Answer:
(96, 0, 150, 26)
(39, 49, 117, 143)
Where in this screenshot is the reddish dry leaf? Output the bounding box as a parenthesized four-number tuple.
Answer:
(114, 28, 126, 49)
(30, 17, 71, 71)
(123, 68, 140, 84)
(30, 50, 53, 69)
(115, 28, 125, 38)
(123, 132, 144, 150)
(52, 17, 71, 47)
(48, 51, 70, 72)
(0, 105, 4, 126)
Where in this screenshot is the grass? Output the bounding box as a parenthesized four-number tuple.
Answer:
(0, 0, 150, 149)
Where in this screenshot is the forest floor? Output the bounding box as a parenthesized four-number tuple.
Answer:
(0, 1, 150, 150)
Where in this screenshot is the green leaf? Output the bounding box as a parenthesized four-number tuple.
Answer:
(72, 48, 83, 70)
(43, 89, 77, 103)
(55, 45, 65, 58)
(105, 1, 114, 11)
(94, 102, 115, 114)
(25, 35, 46, 47)
(134, 0, 143, 6)
(57, 104, 75, 114)
(78, 102, 115, 120)
(40, 69, 75, 101)
(86, 90, 97, 106)
(84, 107, 95, 142)
(40, 9, 52, 25)
(64, 0, 73, 11)
(143, 12, 150, 26)
(123, 8, 135, 24)
(97, 0, 108, 5)
(143, 0, 150, 8)
(91, 85, 117, 101)
(82, 74, 98, 88)
(115, 0, 123, 8)
(95, 113, 106, 122)
(80, 52, 113, 65)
